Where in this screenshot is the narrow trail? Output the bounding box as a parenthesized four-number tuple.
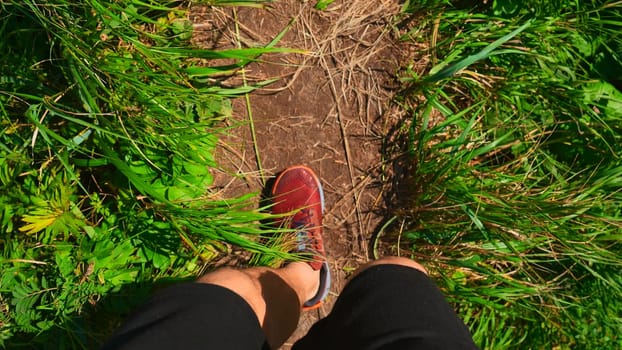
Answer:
(192, 1, 405, 345)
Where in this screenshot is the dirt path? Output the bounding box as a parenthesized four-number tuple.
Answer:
(192, 0, 403, 346)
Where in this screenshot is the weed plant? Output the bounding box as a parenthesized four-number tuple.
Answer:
(394, 0, 622, 348)
(0, 0, 289, 347)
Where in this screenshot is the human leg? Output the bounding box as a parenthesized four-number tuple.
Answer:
(197, 262, 319, 348)
(102, 262, 320, 350)
(191, 165, 330, 347)
(293, 256, 478, 350)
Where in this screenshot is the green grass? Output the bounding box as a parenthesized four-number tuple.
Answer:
(0, 0, 294, 347)
(3, 0, 622, 348)
(392, 0, 622, 348)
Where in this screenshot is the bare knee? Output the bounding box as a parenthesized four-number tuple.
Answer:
(198, 267, 267, 291)
(352, 256, 428, 278)
(198, 268, 264, 312)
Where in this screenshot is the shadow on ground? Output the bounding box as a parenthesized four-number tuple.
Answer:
(5, 277, 193, 349)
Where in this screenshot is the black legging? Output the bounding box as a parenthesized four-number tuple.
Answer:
(103, 264, 478, 349)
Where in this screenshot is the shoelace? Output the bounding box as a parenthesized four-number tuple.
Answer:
(292, 208, 320, 253)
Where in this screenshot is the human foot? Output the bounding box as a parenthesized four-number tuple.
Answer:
(271, 165, 331, 309)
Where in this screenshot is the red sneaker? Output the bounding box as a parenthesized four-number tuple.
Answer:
(271, 165, 331, 309)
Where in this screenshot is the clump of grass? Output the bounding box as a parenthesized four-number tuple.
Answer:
(0, 0, 294, 346)
(392, 0, 622, 348)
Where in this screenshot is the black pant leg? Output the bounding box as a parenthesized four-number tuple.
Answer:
(102, 283, 269, 350)
(293, 264, 478, 350)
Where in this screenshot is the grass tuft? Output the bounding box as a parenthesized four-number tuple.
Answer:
(392, 0, 622, 348)
(0, 0, 294, 346)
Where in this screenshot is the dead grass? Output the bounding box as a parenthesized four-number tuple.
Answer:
(190, 3, 408, 346)
(197, 0, 405, 237)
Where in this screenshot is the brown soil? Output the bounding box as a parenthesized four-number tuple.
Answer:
(191, 0, 407, 347)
